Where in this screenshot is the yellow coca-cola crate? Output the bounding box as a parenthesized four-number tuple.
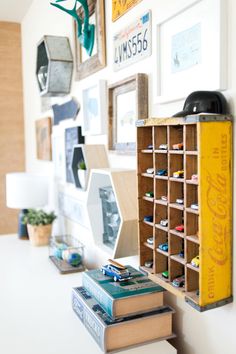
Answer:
(136, 114, 232, 311)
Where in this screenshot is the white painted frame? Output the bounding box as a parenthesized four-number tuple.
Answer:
(155, 0, 227, 104)
(82, 80, 107, 136)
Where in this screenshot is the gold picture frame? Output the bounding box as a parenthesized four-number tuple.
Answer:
(112, 0, 142, 22)
(74, 0, 106, 80)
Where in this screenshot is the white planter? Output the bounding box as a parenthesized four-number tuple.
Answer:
(78, 169, 86, 189)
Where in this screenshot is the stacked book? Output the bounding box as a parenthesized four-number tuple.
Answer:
(72, 265, 175, 353)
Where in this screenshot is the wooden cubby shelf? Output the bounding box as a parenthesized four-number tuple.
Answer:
(137, 115, 233, 312)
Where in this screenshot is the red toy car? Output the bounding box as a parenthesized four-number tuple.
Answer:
(175, 224, 184, 232)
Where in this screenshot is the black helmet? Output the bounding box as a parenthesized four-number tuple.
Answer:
(173, 91, 228, 117)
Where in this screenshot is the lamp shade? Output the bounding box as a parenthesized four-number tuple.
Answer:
(6, 173, 49, 209)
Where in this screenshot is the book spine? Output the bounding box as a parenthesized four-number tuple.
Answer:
(72, 290, 106, 352)
(83, 273, 114, 318)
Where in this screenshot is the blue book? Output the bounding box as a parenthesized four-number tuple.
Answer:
(72, 287, 174, 353)
(82, 266, 164, 318)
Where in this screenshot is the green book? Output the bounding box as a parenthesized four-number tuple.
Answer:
(72, 287, 174, 353)
(82, 266, 165, 319)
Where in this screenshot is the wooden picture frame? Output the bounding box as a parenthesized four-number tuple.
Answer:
(35, 117, 52, 161)
(108, 74, 148, 154)
(74, 0, 106, 80)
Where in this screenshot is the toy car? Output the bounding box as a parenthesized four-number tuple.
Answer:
(158, 243, 168, 252)
(173, 170, 184, 178)
(144, 215, 153, 223)
(172, 142, 183, 150)
(101, 262, 131, 282)
(145, 191, 154, 198)
(179, 249, 184, 258)
(156, 169, 167, 176)
(162, 270, 169, 279)
(172, 275, 185, 287)
(146, 167, 154, 174)
(175, 224, 184, 232)
(191, 174, 198, 182)
(160, 219, 168, 227)
(147, 237, 154, 245)
(147, 144, 153, 150)
(144, 260, 153, 268)
(191, 255, 200, 268)
(159, 144, 168, 150)
(176, 198, 184, 204)
(161, 195, 168, 201)
(191, 203, 199, 210)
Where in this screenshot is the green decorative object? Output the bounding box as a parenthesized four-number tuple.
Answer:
(50, 0, 95, 56)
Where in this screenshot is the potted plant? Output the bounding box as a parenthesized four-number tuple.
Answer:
(23, 209, 56, 246)
(77, 160, 87, 189)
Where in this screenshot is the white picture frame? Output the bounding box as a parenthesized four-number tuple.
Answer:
(82, 80, 107, 136)
(155, 0, 227, 104)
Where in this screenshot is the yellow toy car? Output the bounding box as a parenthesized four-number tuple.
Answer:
(173, 170, 184, 178)
(191, 255, 200, 268)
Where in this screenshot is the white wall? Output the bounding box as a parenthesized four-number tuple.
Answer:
(21, 1, 236, 354)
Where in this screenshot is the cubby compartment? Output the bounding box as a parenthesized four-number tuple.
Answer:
(140, 199, 154, 224)
(137, 126, 153, 151)
(155, 204, 168, 230)
(155, 228, 168, 249)
(169, 126, 184, 151)
(186, 240, 199, 266)
(169, 154, 184, 179)
(185, 124, 198, 152)
(186, 212, 199, 237)
(139, 175, 154, 201)
(154, 126, 168, 150)
(154, 251, 169, 277)
(169, 181, 184, 209)
(169, 234, 185, 261)
(186, 184, 198, 209)
(155, 179, 168, 204)
(169, 207, 184, 236)
(140, 244, 154, 274)
(139, 221, 154, 244)
(185, 155, 198, 180)
(155, 153, 168, 177)
(138, 152, 154, 176)
(186, 267, 199, 293)
(169, 258, 185, 287)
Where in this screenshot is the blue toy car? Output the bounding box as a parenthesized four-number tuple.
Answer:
(156, 169, 167, 176)
(144, 215, 153, 223)
(158, 243, 168, 252)
(101, 264, 131, 282)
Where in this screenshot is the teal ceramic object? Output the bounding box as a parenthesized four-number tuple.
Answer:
(51, 0, 95, 56)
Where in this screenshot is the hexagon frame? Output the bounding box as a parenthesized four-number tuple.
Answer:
(71, 144, 109, 190)
(87, 168, 138, 258)
(36, 35, 73, 97)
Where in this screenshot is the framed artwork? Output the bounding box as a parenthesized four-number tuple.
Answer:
(51, 126, 66, 181)
(108, 74, 148, 154)
(82, 80, 107, 136)
(65, 127, 84, 183)
(74, 0, 106, 80)
(113, 11, 152, 72)
(155, 0, 227, 104)
(35, 117, 52, 161)
(112, 0, 142, 22)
